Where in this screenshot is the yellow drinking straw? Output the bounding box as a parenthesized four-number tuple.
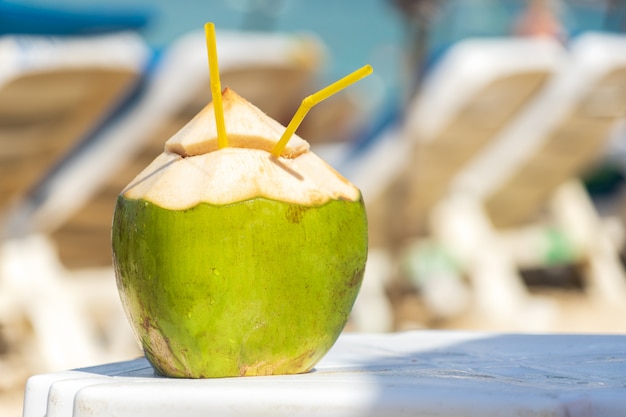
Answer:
(205, 22, 228, 149)
(271, 64, 374, 157)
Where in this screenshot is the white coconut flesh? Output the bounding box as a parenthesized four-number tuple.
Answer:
(122, 88, 361, 209)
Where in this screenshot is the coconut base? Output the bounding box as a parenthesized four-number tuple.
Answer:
(112, 196, 367, 378)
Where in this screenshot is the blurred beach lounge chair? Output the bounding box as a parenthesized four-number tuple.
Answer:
(344, 36, 564, 330)
(0, 31, 148, 218)
(0, 28, 324, 371)
(0, 31, 150, 372)
(427, 31, 626, 327)
(356, 36, 565, 247)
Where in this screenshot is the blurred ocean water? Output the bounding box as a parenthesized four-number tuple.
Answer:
(7, 1, 624, 100)
(9, 0, 403, 87)
(6, 0, 624, 144)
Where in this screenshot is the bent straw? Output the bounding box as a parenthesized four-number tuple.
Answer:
(205, 22, 228, 149)
(271, 64, 373, 157)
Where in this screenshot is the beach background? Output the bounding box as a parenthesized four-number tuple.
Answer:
(2, 1, 626, 416)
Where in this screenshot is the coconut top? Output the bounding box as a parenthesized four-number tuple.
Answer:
(165, 88, 309, 158)
(122, 88, 360, 209)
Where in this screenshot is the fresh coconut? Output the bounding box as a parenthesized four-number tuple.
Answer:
(111, 88, 368, 378)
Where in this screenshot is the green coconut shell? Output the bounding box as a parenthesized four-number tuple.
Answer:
(113, 195, 367, 378)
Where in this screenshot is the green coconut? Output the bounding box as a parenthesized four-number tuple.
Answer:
(111, 88, 368, 378)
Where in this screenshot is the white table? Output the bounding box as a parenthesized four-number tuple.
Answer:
(23, 331, 626, 417)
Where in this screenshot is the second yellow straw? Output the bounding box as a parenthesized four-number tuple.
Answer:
(272, 64, 373, 157)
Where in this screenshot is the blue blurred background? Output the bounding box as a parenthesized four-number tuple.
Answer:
(3, 0, 624, 131)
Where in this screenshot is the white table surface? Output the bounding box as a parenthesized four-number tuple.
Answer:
(23, 330, 626, 417)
